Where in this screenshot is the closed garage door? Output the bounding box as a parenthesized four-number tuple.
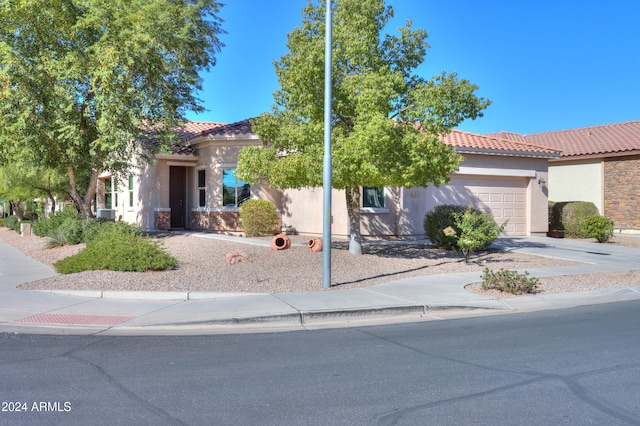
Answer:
(426, 176, 528, 236)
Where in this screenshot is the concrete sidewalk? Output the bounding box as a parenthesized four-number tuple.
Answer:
(1, 234, 639, 335)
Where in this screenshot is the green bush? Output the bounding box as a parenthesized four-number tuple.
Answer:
(454, 206, 508, 262)
(481, 268, 539, 295)
(80, 218, 109, 243)
(550, 201, 599, 237)
(423, 205, 472, 250)
(4, 215, 19, 231)
(581, 215, 615, 243)
(32, 206, 82, 238)
(54, 222, 177, 274)
(239, 199, 279, 237)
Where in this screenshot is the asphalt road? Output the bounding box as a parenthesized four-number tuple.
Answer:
(2, 300, 640, 425)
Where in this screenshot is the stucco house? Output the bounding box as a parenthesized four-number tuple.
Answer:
(491, 120, 640, 233)
(95, 120, 559, 238)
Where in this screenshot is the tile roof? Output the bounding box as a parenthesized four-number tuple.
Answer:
(172, 119, 577, 159)
(177, 119, 255, 141)
(167, 119, 256, 156)
(520, 120, 640, 158)
(443, 129, 561, 158)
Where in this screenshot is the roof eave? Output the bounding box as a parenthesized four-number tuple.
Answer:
(454, 147, 561, 159)
(551, 149, 640, 162)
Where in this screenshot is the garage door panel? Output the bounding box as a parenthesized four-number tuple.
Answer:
(426, 177, 528, 236)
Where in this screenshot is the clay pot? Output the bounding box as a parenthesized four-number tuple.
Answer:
(271, 233, 291, 250)
(308, 237, 323, 252)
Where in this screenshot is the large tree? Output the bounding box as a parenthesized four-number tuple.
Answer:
(237, 0, 491, 254)
(0, 0, 224, 218)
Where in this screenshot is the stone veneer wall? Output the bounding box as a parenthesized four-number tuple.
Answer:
(155, 210, 171, 231)
(191, 211, 242, 232)
(604, 155, 640, 230)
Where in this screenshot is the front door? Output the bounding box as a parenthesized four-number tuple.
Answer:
(169, 166, 186, 229)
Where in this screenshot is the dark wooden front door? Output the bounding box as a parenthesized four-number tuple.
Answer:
(169, 166, 186, 229)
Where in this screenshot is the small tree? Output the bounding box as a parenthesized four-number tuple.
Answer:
(454, 206, 508, 262)
(237, 0, 490, 255)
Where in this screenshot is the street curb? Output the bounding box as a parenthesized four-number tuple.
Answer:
(34, 289, 268, 300)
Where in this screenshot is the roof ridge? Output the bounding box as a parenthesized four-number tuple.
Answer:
(527, 120, 640, 136)
(451, 129, 561, 153)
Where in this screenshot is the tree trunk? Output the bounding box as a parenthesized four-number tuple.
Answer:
(33, 177, 56, 215)
(345, 185, 363, 255)
(393, 186, 402, 237)
(67, 167, 98, 219)
(9, 201, 23, 220)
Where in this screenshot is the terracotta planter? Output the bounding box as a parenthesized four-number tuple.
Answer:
(271, 233, 291, 250)
(308, 237, 323, 252)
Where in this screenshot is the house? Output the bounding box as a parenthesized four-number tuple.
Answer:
(492, 121, 640, 233)
(95, 120, 560, 237)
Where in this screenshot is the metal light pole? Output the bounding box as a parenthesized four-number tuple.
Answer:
(322, 0, 333, 289)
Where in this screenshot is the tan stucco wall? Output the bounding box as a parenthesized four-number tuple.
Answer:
(548, 159, 603, 214)
(281, 154, 551, 237)
(281, 187, 403, 238)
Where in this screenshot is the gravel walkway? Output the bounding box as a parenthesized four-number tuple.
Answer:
(3, 227, 640, 296)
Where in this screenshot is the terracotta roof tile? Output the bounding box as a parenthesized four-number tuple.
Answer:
(177, 119, 255, 141)
(443, 129, 561, 158)
(522, 120, 640, 158)
(485, 131, 527, 142)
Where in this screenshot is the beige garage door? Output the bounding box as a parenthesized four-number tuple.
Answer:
(426, 176, 528, 236)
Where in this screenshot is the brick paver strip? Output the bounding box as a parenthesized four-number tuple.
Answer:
(14, 313, 136, 326)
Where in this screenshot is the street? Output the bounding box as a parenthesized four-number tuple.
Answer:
(2, 300, 640, 425)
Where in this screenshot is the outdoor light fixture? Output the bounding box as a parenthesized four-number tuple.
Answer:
(538, 178, 546, 187)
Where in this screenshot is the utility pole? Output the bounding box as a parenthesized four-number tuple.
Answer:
(322, 0, 333, 289)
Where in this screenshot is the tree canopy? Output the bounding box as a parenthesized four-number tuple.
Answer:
(0, 0, 224, 218)
(237, 0, 491, 254)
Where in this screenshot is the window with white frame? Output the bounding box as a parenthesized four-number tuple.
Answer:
(198, 169, 206, 207)
(362, 186, 384, 208)
(222, 168, 250, 207)
(128, 175, 134, 208)
(104, 178, 118, 208)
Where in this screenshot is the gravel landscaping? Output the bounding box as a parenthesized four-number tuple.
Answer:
(2, 227, 640, 296)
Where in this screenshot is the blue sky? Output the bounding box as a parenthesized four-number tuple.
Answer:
(187, 0, 640, 135)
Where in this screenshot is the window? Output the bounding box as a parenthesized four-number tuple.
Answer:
(363, 187, 384, 208)
(104, 178, 118, 208)
(128, 176, 134, 208)
(105, 178, 113, 208)
(222, 168, 250, 207)
(198, 169, 206, 207)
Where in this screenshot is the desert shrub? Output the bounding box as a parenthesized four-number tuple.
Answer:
(423, 205, 472, 250)
(481, 268, 539, 295)
(4, 215, 19, 231)
(550, 201, 599, 237)
(54, 222, 176, 274)
(46, 217, 86, 248)
(32, 206, 81, 237)
(454, 206, 508, 262)
(80, 218, 109, 243)
(239, 199, 279, 237)
(581, 215, 615, 243)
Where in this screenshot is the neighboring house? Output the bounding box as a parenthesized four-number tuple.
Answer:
(492, 120, 640, 232)
(96, 120, 559, 237)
